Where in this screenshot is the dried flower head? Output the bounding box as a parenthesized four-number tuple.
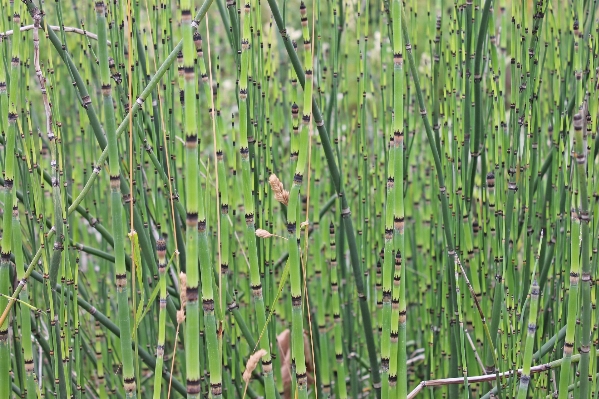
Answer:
(179, 272, 187, 309)
(256, 228, 274, 238)
(256, 228, 287, 240)
(242, 349, 267, 383)
(176, 309, 186, 324)
(269, 174, 289, 205)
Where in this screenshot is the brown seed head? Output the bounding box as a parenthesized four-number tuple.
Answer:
(268, 174, 289, 205)
(256, 229, 274, 238)
(179, 272, 187, 309)
(243, 349, 268, 383)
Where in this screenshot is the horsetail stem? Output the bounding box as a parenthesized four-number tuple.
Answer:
(390, 0, 407, 396)
(180, 0, 203, 395)
(95, 1, 137, 396)
(329, 221, 347, 398)
(237, 1, 276, 397)
(153, 239, 168, 399)
(517, 279, 540, 399)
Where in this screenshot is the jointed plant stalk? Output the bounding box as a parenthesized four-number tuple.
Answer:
(280, 3, 317, 397)
(390, 0, 407, 396)
(517, 280, 540, 399)
(557, 114, 584, 399)
(196, 32, 223, 399)
(238, 1, 276, 398)
(180, 0, 203, 395)
(574, 98, 592, 399)
(329, 222, 347, 399)
(153, 239, 168, 399)
(96, 2, 136, 396)
(380, 117, 394, 399)
(0, 8, 19, 398)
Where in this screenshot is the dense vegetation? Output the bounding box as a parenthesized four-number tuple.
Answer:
(0, 0, 598, 398)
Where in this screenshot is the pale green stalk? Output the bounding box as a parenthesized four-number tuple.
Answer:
(285, 3, 313, 397)
(193, 26, 222, 399)
(453, 253, 469, 399)
(180, 0, 202, 395)
(0, 6, 22, 398)
(557, 213, 580, 397)
(313, 173, 331, 397)
(96, 2, 136, 396)
(329, 222, 347, 398)
(380, 85, 395, 399)
(574, 99, 592, 399)
(517, 280, 540, 399)
(391, 0, 407, 396)
(29, 17, 63, 393)
(12, 205, 37, 399)
(153, 239, 167, 399)
(557, 113, 586, 399)
(94, 320, 108, 399)
(238, 2, 276, 396)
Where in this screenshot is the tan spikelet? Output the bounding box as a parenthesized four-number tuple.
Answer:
(268, 174, 289, 206)
(179, 272, 187, 309)
(255, 229, 274, 238)
(176, 309, 186, 323)
(242, 349, 268, 383)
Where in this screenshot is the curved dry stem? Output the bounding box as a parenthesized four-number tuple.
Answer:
(406, 349, 599, 399)
(0, 24, 110, 44)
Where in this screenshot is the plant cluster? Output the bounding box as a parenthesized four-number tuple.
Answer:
(0, 0, 598, 398)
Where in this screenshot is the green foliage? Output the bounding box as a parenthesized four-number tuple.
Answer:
(1, 0, 599, 398)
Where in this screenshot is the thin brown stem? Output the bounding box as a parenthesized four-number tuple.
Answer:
(1, 25, 109, 44)
(406, 349, 597, 399)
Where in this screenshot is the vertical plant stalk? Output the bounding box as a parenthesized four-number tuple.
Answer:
(453, 253, 469, 399)
(390, 0, 407, 396)
(0, 11, 18, 399)
(215, 86, 231, 342)
(96, 2, 136, 396)
(94, 319, 108, 399)
(329, 222, 347, 398)
(72, 253, 82, 399)
(238, 2, 276, 397)
(124, 0, 140, 395)
(29, 9, 67, 398)
(180, 0, 202, 395)
(153, 239, 168, 399)
(312, 160, 331, 397)
(468, 0, 493, 204)
(194, 20, 224, 396)
(517, 280, 540, 399)
(283, 3, 313, 398)
(380, 50, 396, 399)
(197, 56, 222, 399)
(557, 208, 580, 399)
(574, 110, 591, 398)
(12, 204, 37, 399)
(49, 37, 73, 396)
